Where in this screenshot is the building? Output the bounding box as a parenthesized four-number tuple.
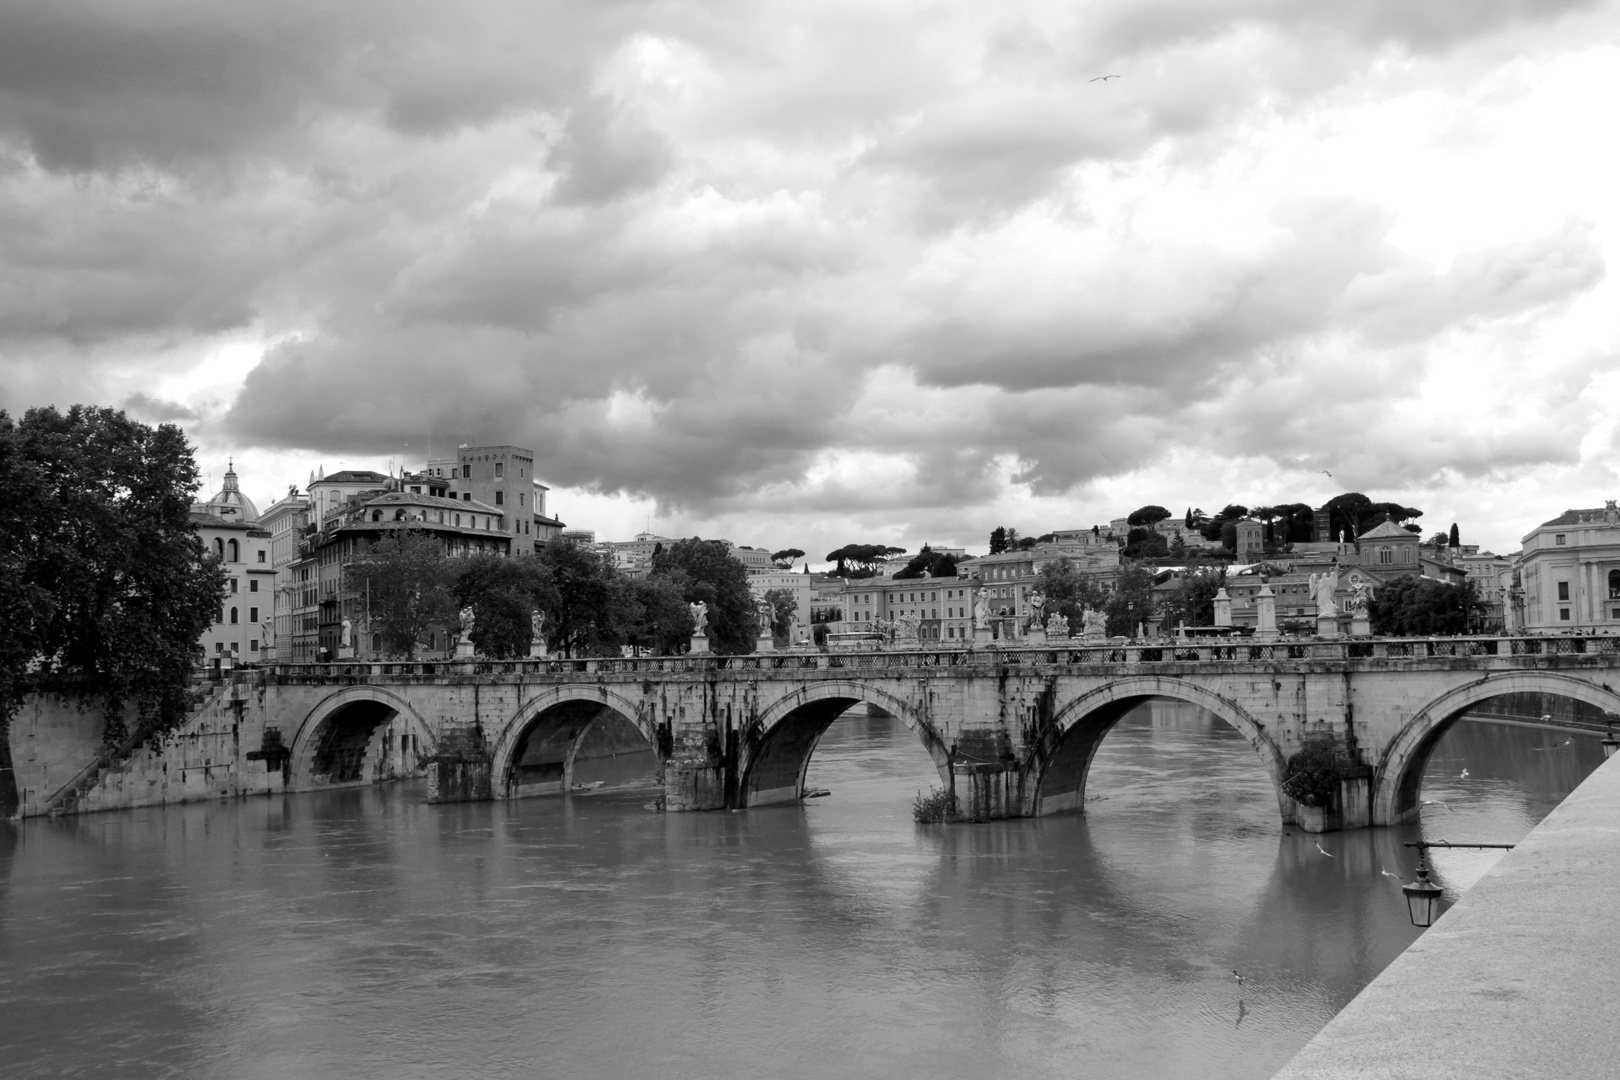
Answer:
(258, 487, 311, 662)
(729, 544, 776, 573)
(969, 543, 1121, 639)
(309, 479, 511, 659)
(1453, 549, 1515, 632)
(747, 571, 813, 639)
(192, 459, 259, 523)
(429, 444, 565, 554)
(191, 504, 275, 671)
(833, 574, 979, 643)
(1234, 519, 1265, 562)
(1517, 501, 1620, 631)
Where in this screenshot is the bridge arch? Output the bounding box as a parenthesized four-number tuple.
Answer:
(737, 681, 951, 808)
(288, 686, 439, 790)
(488, 685, 658, 799)
(1029, 675, 1289, 820)
(1374, 671, 1620, 825)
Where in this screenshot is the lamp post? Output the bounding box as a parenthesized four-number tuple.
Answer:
(1399, 840, 1517, 928)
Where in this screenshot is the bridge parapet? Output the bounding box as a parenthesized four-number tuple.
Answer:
(260, 634, 1620, 684)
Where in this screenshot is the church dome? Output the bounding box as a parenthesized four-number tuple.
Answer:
(200, 460, 259, 522)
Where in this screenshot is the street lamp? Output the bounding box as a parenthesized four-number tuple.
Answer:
(1399, 840, 1516, 928)
(1401, 855, 1444, 928)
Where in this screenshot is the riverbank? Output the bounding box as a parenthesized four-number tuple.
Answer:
(1272, 751, 1620, 1079)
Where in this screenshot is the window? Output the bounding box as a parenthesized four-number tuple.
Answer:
(463, 492, 471, 502)
(257, 550, 266, 563)
(250, 639, 259, 652)
(495, 462, 504, 478)
(250, 579, 259, 593)
(228, 539, 239, 561)
(230, 607, 239, 624)
(1610, 569, 1620, 599)
(519, 493, 525, 508)
(1558, 582, 1570, 601)
(230, 578, 239, 593)
(462, 463, 471, 479)
(495, 491, 504, 505)
(1560, 608, 1571, 621)
(250, 607, 259, 623)
(1556, 534, 1566, 545)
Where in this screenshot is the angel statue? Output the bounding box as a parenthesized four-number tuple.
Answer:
(530, 609, 546, 638)
(756, 596, 776, 636)
(1082, 608, 1108, 637)
(1045, 611, 1069, 638)
(1347, 581, 1373, 615)
(688, 600, 709, 636)
(1025, 588, 1046, 630)
(458, 606, 476, 640)
(972, 590, 990, 628)
(1309, 573, 1337, 617)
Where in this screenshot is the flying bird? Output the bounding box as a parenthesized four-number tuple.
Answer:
(1315, 842, 1334, 858)
(1459, 768, 1470, 779)
(1232, 969, 1245, 985)
(1320, 470, 1333, 477)
(1090, 74, 1121, 81)
(1539, 714, 1553, 723)
(1379, 867, 1407, 883)
(1421, 799, 1455, 812)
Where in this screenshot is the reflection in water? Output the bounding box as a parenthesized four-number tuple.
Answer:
(0, 702, 1600, 1080)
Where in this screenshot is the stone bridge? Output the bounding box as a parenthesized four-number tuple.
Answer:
(251, 635, 1620, 833)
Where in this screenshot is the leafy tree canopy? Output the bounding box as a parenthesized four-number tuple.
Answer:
(1123, 527, 1169, 560)
(988, 526, 1008, 555)
(770, 548, 805, 568)
(1158, 567, 1227, 630)
(1368, 575, 1483, 636)
(893, 546, 960, 579)
(452, 552, 558, 660)
(350, 528, 459, 660)
(534, 537, 622, 657)
(652, 538, 755, 653)
(824, 543, 906, 578)
(0, 405, 226, 815)
(1127, 505, 1172, 527)
(1198, 504, 1250, 543)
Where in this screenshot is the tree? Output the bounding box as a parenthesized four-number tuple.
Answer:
(1104, 566, 1157, 636)
(1127, 505, 1172, 527)
(533, 537, 622, 657)
(1123, 528, 1169, 559)
(770, 548, 805, 569)
(988, 526, 1008, 555)
(1037, 558, 1111, 628)
(0, 406, 227, 816)
(1199, 504, 1250, 544)
(651, 538, 756, 654)
(824, 543, 906, 578)
(616, 575, 693, 656)
(1273, 502, 1314, 544)
(763, 588, 798, 644)
(349, 528, 458, 659)
(1368, 575, 1485, 636)
(893, 546, 959, 580)
(1449, 522, 1461, 547)
(1322, 493, 1373, 542)
(453, 552, 558, 659)
(1158, 567, 1227, 629)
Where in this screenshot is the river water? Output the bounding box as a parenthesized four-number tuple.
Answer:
(0, 702, 1604, 1080)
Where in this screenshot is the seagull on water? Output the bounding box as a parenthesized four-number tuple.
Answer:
(1232, 969, 1246, 986)
(1315, 841, 1334, 858)
(1421, 799, 1455, 812)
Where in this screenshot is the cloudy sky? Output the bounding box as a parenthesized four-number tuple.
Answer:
(3, 0, 1617, 561)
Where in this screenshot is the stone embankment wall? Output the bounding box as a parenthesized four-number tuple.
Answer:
(6, 676, 286, 819)
(7, 692, 110, 818)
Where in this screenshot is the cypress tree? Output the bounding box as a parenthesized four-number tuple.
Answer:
(1448, 522, 1460, 547)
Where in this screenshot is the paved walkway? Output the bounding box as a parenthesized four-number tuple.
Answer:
(1272, 753, 1620, 1079)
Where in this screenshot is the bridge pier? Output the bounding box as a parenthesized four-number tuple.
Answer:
(953, 762, 1023, 821)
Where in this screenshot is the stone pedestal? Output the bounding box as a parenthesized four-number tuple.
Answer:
(755, 633, 774, 655)
(1255, 582, 1278, 640)
(1316, 615, 1339, 639)
(455, 637, 475, 659)
(689, 634, 710, 655)
(973, 626, 993, 646)
(1350, 614, 1371, 637)
(1214, 588, 1233, 627)
(1025, 628, 1047, 647)
(337, 645, 355, 660)
(528, 639, 548, 659)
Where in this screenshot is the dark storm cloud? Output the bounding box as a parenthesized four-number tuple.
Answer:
(121, 391, 198, 423)
(0, 0, 1613, 525)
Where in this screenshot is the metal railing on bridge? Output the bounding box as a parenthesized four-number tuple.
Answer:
(259, 634, 1620, 682)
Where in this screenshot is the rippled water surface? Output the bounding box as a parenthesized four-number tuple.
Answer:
(0, 704, 1603, 1079)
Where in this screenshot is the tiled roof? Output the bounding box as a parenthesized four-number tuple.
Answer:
(1357, 519, 1417, 540)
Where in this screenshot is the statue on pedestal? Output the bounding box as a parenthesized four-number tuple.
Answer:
(897, 612, 921, 642)
(1347, 581, 1372, 615)
(1025, 589, 1046, 631)
(1310, 573, 1337, 616)
(756, 596, 775, 637)
(1082, 608, 1108, 637)
(458, 606, 475, 640)
(340, 617, 352, 649)
(972, 590, 990, 629)
(1045, 612, 1069, 638)
(688, 600, 709, 636)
